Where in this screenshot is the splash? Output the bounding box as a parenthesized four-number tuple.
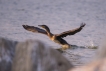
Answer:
(87, 37, 98, 49)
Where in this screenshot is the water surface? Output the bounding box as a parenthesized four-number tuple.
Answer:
(0, 0, 106, 66)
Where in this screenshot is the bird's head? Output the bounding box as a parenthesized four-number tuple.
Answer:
(38, 25, 50, 32)
(38, 25, 47, 28)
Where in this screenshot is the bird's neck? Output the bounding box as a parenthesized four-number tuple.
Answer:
(44, 27, 53, 38)
(47, 31, 53, 38)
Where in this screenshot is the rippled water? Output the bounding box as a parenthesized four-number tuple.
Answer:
(0, 0, 106, 66)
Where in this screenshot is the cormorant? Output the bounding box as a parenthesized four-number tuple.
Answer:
(22, 23, 85, 50)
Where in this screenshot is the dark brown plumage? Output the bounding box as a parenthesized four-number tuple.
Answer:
(22, 23, 86, 50)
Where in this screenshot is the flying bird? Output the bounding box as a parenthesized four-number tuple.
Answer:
(22, 23, 85, 50)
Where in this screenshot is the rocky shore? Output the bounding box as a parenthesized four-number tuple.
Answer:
(0, 37, 106, 71)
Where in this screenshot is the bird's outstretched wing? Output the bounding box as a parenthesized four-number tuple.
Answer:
(57, 23, 86, 38)
(22, 25, 47, 35)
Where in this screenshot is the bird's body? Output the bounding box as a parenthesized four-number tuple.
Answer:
(22, 23, 85, 50)
(50, 35, 70, 47)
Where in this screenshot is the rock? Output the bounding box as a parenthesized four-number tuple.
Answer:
(0, 37, 18, 71)
(12, 39, 73, 71)
(0, 37, 73, 71)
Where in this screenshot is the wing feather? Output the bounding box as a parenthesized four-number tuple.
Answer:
(22, 25, 47, 35)
(57, 23, 86, 38)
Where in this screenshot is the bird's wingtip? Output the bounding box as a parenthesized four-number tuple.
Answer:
(80, 23, 86, 28)
(22, 25, 28, 29)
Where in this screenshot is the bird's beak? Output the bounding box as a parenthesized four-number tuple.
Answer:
(38, 25, 42, 27)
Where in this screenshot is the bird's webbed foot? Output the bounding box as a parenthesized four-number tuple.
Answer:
(61, 44, 71, 50)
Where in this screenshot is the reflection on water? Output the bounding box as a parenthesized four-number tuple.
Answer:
(56, 45, 96, 66)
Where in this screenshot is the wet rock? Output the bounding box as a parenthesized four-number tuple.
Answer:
(0, 37, 18, 71)
(12, 39, 73, 71)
